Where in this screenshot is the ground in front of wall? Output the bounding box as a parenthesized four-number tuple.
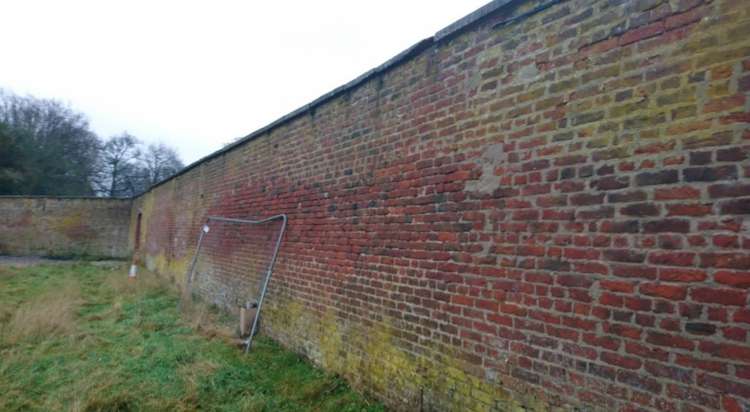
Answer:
(0, 261, 383, 412)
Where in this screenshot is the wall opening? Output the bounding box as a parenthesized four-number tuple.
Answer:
(135, 212, 142, 251)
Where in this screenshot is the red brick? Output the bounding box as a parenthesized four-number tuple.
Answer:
(620, 22, 665, 46)
(648, 252, 695, 267)
(713, 234, 739, 248)
(612, 264, 657, 279)
(654, 186, 700, 200)
(700, 341, 750, 363)
(691, 287, 747, 306)
(666, 203, 711, 217)
(599, 280, 634, 293)
(603, 323, 641, 339)
(704, 94, 746, 113)
(621, 203, 660, 216)
(722, 327, 746, 341)
(700, 253, 750, 269)
(643, 219, 690, 233)
(723, 396, 744, 412)
(583, 333, 620, 351)
(644, 362, 693, 384)
(675, 354, 727, 374)
(646, 331, 694, 350)
(698, 374, 750, 398)
(734, 309, 750, 324)
(639, 283, 688, 300)
(659, 268, 707, 282)
(601, 351, 642, 370)
(604, 249, 646, 263)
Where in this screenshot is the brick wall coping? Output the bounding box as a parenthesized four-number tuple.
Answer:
(144, 0, 540, 194)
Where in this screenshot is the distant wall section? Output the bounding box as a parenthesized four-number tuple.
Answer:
(0, 197, 133, 259)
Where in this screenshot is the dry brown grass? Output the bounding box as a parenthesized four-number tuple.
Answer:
(2, 284, 82, 344)
(106, 270, 169, 297)
(179, 297, 236, 344)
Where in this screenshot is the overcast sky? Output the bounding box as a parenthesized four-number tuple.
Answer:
(1, 1, 488, 164)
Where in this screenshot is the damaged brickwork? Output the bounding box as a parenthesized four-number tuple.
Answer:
(3, 0, 750, 410)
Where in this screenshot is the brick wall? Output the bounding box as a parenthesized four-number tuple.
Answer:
(0, 197, 132, 259)
(132, 0, 750, 410)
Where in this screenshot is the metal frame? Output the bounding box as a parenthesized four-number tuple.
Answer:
(185, 214, 288, 352)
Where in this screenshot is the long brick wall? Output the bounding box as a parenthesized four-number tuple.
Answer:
(131, 0, 750, 410)
(0, 196, 132, 259)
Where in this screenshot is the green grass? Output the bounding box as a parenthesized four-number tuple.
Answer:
(0, 262, 383, 412)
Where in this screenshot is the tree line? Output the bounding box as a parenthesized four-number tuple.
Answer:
(0, 89, 184, 197)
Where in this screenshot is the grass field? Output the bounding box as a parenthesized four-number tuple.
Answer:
(0, 262, 382, 412)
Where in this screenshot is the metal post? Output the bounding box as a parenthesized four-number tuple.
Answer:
(244, 214, 287, 352)
(185, 223, 210, 298)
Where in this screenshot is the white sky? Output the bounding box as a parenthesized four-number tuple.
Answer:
(1, 1, 489, 164)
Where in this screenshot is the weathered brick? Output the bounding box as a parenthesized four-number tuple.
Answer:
(720, 198, 750, 214)
(608, 191, 648, 203)
(643, 219, 690, 233)
(666, 203, 711, 217)
(699, 341, 750, 363)
(620, 21, 664, 46)
(684, 322, 716, 336)
(691, 287, 747, 306)
(714, 271, 750, 288)
(683, 165, 737, 182)
(602, 352, 642, 370)
(644, 362, 693, 384)
(600, 220, 640, 233)
(621, 203, 660, 217)
(700, 253, 750, 269)
(636, 170, 678, 186)
(616, 369, 662, 394)
(659, 268, 706, 282)
(604, 249, 647, 263)
(592, 176, 629, 191)
(649, 252, 695, 267)
(708, 183, 750, 198)
(570, 193, 605, 206)
(639, 283, 688, 300)
(683, 131, 733, 149)
(654, 186, 700, 200)
(704, 94, 746, 113)
(646, 331, 694, 350)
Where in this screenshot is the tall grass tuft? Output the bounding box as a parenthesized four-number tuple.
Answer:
(2, 284, 81, 344)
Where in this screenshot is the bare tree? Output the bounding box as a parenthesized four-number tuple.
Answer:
(138, 143, 184, 188)
(0, 89, 186, 197)
(93, 133, 141, 197)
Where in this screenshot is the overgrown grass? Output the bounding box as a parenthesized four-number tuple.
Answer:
(0, 263, 382, 412)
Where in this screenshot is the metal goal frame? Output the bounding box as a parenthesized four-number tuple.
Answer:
(185, 214, 287, 352)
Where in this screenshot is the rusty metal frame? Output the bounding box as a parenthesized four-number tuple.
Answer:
(184, 214, 288, 352)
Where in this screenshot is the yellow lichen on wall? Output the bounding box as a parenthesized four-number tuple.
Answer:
(263, 297, 556, 412)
